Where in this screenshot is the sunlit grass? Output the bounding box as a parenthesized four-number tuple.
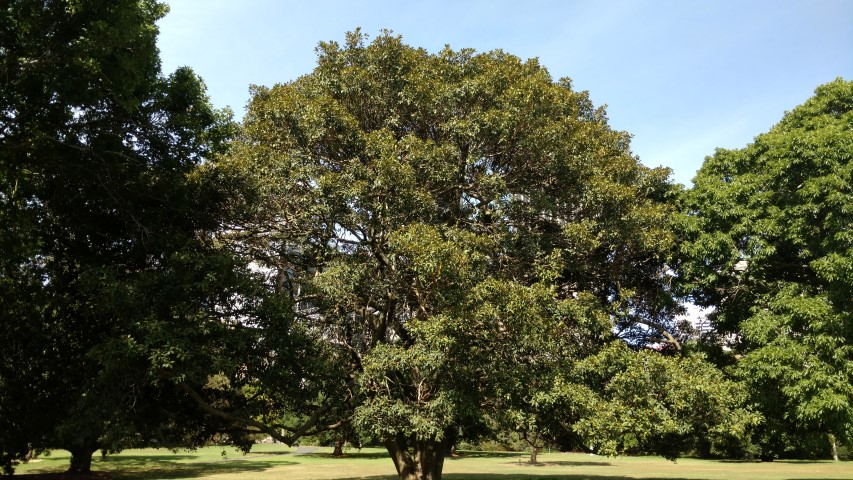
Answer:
(13, 445, 853, 480)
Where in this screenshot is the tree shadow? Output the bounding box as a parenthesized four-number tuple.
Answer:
(12, 474, 113, 480)
(242, 450, 294, 457)
(462, 476, 696, 480)
(307, 451, 391, 460)
(99, 454, 200, 463)
(444, 476, 693, 480)
(774, 459, 839, 464)
(453, 451, 528, 459)
(717, 459, 836, 464)
(337, 475, 696, 480)
(523, 460, 613, 467)
(17, 457, 298, 480)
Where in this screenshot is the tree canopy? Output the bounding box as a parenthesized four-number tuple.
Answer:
(217, 30, 688, 480)
(680, 78, 853, 460)
(5, 4, 850, 478)
(0, 0, 279, 473)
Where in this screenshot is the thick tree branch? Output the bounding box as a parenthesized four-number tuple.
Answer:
(642, 320, 682, 352)
(177, 382, 343, 446)
(177, 382, 290, 443)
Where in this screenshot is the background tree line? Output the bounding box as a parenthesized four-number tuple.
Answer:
(1, 2, 850, 479)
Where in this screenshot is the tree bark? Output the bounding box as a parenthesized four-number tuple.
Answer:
(333, 438, 345, 457)
(383, 436, 448, 480)
(66, 447, 97, 474)
(524, 432, 542, 464)
(829, 434, 839, 461)
(529, 445, 539, 464)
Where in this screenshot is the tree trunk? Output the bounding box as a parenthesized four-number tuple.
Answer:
(529, 445, 539, 464)
(66, 447, 97, 474)
(333, 438, 345, 457)
(384, 436, 448, 480)
(829, 434, 839, 461)
(525, 432, 541, 464)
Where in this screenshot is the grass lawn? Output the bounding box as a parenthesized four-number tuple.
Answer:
(12, 445, 853, 480)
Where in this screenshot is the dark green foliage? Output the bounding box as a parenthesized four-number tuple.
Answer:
(680, 78, 853, 459)
(0, 0, 279, 474)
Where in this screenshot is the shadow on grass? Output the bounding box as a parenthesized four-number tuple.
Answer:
(445, 476, 693, 480)
(17, 457, 298, 480)
(717, 459, 837, 464)
(453, 451, 528, 459)
(451, 451, 613, 465)
(523, 461, 612, 467)
(305, 451, 391, 460)
(100, 454, 200, 463)
(242, 450, 293, 457)
(336, 475, 696, 480)
(12, 474, 113, 480)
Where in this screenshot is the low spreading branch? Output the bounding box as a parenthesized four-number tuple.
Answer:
(177, 382, 343, 445)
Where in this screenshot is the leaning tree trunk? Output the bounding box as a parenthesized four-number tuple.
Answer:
(384, 436, 448, 480)
(67, 447, 97, 474)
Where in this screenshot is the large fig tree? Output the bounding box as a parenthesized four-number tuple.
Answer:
(221, 31, 683, 480)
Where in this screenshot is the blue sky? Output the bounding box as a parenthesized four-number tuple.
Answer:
(157, 0, 853, 186)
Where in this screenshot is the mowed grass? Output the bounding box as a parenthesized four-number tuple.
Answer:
(12, 445, 853, 480)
